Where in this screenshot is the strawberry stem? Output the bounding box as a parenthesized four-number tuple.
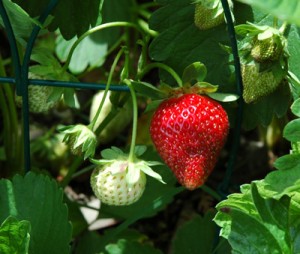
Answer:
(138, 62, 183, 87)
(90, 48, 125, 133)
(124, 79, 138, 163)
(61, 22, 143, 73)
(0, 54, 22, 172)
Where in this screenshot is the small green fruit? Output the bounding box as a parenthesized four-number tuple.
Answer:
(15, 85, 57, 113)
(194, 0, 233, 30)
(251, 34, 285, 63)
(241, 63, 284, 103)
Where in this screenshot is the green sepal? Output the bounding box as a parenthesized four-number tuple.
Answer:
(136, 161, 166, 184)
(207, 92, 239, 102)
(126, 163, 142, 187)
(235, 22, 268, 37)
(182, 62, 207, 85)
(190, 82, 218, 94)
(61, 124, 97, 159)
(89, 158, 114, 165)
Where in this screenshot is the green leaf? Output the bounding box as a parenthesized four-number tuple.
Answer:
(215, 182, 300, 253)
(55, 0, 132, 73)
(236, 0, 300, 26)
(291, 98, 300, 117)
(55, 32, 107, 74)
(13, 0, 103, 40)
(171, 212, 218, 254)
(0, 172, 72, 254)
(227, 209, 284, 253)
(100, 148, 122, 160)
(287, 26, 300, 87)
(64, 197, 88, 238)
(182, 62, 207, 84)
(149, 0, 231, 87)
(251, 184, 290, 252)
(75, 231, 104, 254)
(274, 154, 300, 171)
(0, 0, 38, 45)
(258, 167, 300, 202)
(283, 119, 300, 142)
(134, 146, 147, 157)
(0, 216, 31, 254)
(242, 82, 291, 130)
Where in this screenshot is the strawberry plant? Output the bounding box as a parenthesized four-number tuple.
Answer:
(1, 0, 300, 253)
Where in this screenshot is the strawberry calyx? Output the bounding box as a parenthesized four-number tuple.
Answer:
(236, 22, 288, 64)
(90, 146, 165, 188)
(60, 124, 97, 159)
(159, 82, 218, 98)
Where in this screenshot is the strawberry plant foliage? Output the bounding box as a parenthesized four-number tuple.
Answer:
(0, 216, 31, 254)
(12, 0, 103, 40)
(2, 0, 300, 253)
(0, 173, 72, 254)
(55, 0, 132, 74)
(149, 0, 231, 87)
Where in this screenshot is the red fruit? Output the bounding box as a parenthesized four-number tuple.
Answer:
(150, 93, 229, 190)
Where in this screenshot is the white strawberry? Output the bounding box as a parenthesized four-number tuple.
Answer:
(91, 161, 146, 206)
(90, 146, 165, 206)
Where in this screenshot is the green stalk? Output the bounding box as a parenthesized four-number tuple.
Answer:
(62, 22, 143, 73)
(138, 62, 182, 87)
(90, 48, 125, 132)
(124, 79, 138, 163)
(0, 54, 21, 171)
(201, 185, 222, 201)
(0, 86, 11, 162)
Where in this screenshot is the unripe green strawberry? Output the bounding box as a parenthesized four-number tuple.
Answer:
(15, 85, 57, 113)
(194, 0, 232, 30)
(90, 161, 146, 206)
(251, 34, 285, 63)
(15, 73, 59, 113)
(241, 63, 284, 103)
(150, 93, 229, 190)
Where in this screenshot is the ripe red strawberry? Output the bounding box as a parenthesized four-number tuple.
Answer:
(150, 93, 229, 190)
